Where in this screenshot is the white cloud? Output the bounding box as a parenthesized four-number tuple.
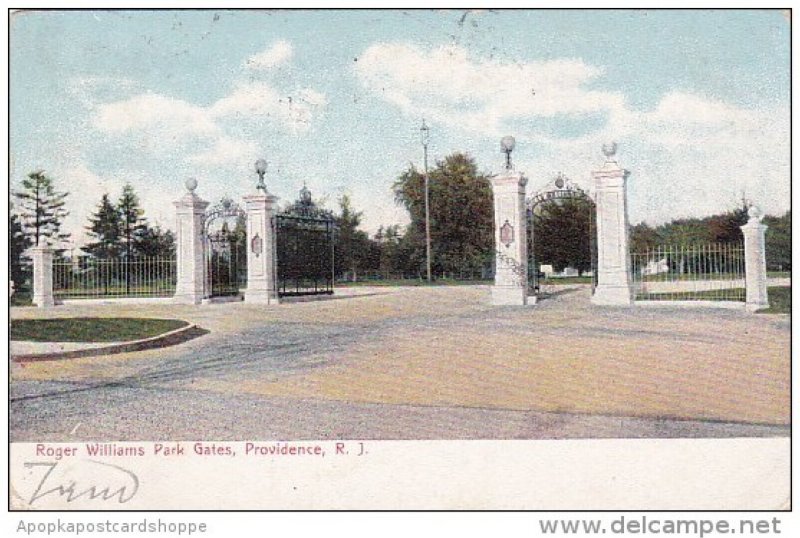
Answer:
(355, 42, 623, 135)
(188, 136, 259, 167)
(209, 82, 326, 132)
(91, 80, 326, 161)
(92, 92, 219, 138)
(66, 76, 139, 109)
(88, 68, 327, 179)
(245, 40, 293, 70)
(52, 162, 178, 250)
(355, 42, 789, 224)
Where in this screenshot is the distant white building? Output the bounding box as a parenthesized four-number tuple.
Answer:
(642, 257, 670, 275)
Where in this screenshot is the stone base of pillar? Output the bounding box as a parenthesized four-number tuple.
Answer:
(173, 292, 204, 305)
(591, 285, 633, 306)
(244, 289, 279, 304)
(746, 301, 769, 313)
(32, 294, 55, 308)
(491, 285, 528, 306)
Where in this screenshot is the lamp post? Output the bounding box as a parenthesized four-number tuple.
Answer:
(501, 135, 516, 170)
(421, 119, 432, 283)
(255, 159, 267, 192)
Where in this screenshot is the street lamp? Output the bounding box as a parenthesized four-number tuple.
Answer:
(420, 119, 432, 283)
(501, 135, 516, 170)
(255, 159, 268, 192)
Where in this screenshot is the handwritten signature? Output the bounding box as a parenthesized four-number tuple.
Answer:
(25, 460, 139, 505)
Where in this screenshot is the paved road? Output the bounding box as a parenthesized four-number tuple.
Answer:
(10, 286, 790, 441)
(9, 380, 788, 441)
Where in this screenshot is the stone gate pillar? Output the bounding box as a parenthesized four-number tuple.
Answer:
(591, 143, 633, 306)
(244, 190, 279, 304)
(490, 170, 528, 305)
(741, 206, 769, 312)
(31, 245, 55, 307)
(173, 178, 209, 305)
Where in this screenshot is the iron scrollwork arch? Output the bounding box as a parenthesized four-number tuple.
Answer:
(525, 173, 598, 296)
(203, 197, 246, 238)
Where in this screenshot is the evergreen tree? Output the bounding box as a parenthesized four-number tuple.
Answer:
(137, 225, 176, 258)
(13, 170, 70, 247)
(117, 183, 149, 258)
(83, 194, 121, 258)
(9, 204, 33, 290)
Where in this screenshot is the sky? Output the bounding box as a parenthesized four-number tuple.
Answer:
(9, 9, 790, 249)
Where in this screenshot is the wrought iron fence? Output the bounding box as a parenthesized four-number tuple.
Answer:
(204, 234, 247, 298)
(53, 256, 177, 299)
(631, 243, 745, 302)
(275, 213, 334, 296)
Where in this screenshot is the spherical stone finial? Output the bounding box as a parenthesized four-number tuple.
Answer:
(185, 177, 198, 193)
(501, 135, 516, 153)
(602, 142, 618, 159)
(748, 205, 763, 221)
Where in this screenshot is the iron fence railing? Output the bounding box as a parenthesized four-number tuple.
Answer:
(631, 243, 745, 302)
(336, 269, 493, 283)
(53, 256, 177, 299)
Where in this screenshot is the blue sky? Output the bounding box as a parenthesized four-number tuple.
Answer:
(10, 9, 790, 248)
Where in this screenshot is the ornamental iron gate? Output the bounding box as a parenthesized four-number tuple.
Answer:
(275, 186, 335, 297)
(204, 197, 247, 298)
(526, 173, 597, 297)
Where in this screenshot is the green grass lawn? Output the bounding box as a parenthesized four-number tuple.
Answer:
(636, 288, 746, 302)
(337, 276, 596, 287)
(10, 291, 33, 307)
(539, 276, 594, 285)
(636, 286, 790, 313)
(10, 318, 189, 342)
(767, 271, 791, 278)
(336, 278, 492, 287)
(757, 287, 791, 314)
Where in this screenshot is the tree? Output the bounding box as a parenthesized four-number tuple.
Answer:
(655, 218, 709, 246)
(83, 194, 121, 258)
(532, 197, 595, 274)
(334, 194, 376, 281)
(137, 225, 176, 258)
(375, 224, 403, 277)
(117, 183, 149, 258)
(393, 153, 493, 277)
(764, 210, 791, 271)
(629, 222, 662, 254)
(13, 170, 70, 247)
(706, 201, 749, 244)
(10, 203, 33, 290)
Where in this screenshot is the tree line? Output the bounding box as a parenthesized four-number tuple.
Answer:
(10, 171, 175, 291)
(10, 159, 791, 292)
(334, 152, 791, 280)
(630, 205, 791, 272)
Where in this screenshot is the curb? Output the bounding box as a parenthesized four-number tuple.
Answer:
(11, 323, 208, 363)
